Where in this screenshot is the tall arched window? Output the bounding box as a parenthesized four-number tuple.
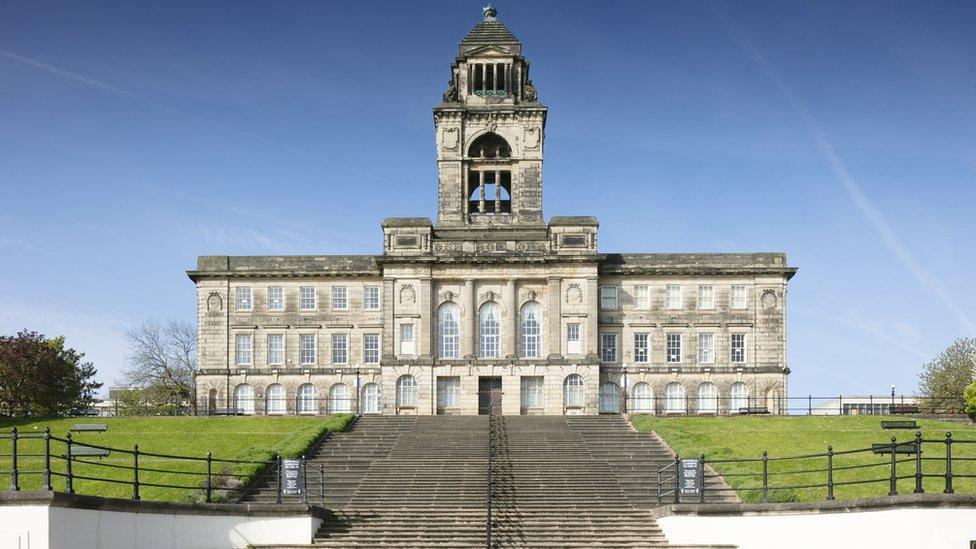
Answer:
(520, 301, 542, 358)
(665, 382, 686, 414)
(266, 384, 285, 415)
(437, 302, 460, 359)
(632, 382, 653, 414)
(697, 382, 718, 414)
(329, 383, 350, 413)
(397, 375, 418, 407)
(479, 302, 500, 358)
(362, 383, 380, 414)
(564, 374, 584, 408)
(234, 384, 254, 415)
(729, 382, 749, 413)
(207, 389, 217, 414)
(297, 383, 317, 414)
(599, 382, 621, 413)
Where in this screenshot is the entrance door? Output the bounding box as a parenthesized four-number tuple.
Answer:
(478, 377, 502, 415)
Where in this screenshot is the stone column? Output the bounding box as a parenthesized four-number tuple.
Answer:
(382, 279, 396, 359)
(464, 279, 475, 358)
(419, 277, 432, 358)
(506, 279, 517, 358)
(548, 277, 562, 359)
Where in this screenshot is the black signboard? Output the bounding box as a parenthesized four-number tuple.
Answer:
(281, 459, 304, 496)
(679, 459, 702, 497)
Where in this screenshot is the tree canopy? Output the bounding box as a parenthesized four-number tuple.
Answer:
(0, 330, 102, 416)
(918, 337, 976, 413)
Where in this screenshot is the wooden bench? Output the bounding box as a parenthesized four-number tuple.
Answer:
(890, 404, 919, 414)
(738, 406, 770, 415)
(69, 445, 111, 457)
(70, 423, 107, 432)
(871, 442, 919, 455)
(881, 420, 917, 430)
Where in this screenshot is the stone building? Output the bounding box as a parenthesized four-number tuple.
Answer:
(189, 7, 797, 417)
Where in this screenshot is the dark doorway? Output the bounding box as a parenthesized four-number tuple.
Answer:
(478, 377, 502, 415)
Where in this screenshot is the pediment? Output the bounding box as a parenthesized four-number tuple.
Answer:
(462, 44, 516, 57)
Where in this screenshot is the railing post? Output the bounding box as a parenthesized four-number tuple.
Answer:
(673, 455, 680, 504)
(319, 464, 325, 506)
(826, 446, 834, 501)
(888, 436, 898, 496)
(698, 454, 706, 504)
(65, 433, 74, 494)
(656, 468, 662, 505)
(302, 455, 308, 505)
(838, 395, 843, 415)
(944, 432, 954, 494)
(9, 427, 18, 491)
(761, 451, 769, 503)
(42, 428, 52, 491)
(205, 452, 213, 503)
(808, 395, 812, 416)
(275, 454, 283, 504)
(914, 432, 923, 494)
(132, 444, 141, 500)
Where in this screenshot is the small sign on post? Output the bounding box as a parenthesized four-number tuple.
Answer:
(281, 459, 304, 496)
(680, 459, 702, 497)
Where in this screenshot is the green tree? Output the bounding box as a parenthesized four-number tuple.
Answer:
(918, 337, 976, 413)
(964, 382, 976, 419)
(0, 330, 102, 416)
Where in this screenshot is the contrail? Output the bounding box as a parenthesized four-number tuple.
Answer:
(0, 49, 397, 188)
(716, 16, 976, 336)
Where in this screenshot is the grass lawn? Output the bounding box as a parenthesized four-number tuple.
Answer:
(631, 415, 976, 503)
(0, 415, 355, 502)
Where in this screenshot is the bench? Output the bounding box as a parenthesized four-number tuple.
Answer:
(738, 406, 770, 415)
(871, 442, 919, 455)
(881, 420, 917, 430)
(890, 404, 919, 414)
(70, 423, 107, 432)
(69, 445, 111, 457)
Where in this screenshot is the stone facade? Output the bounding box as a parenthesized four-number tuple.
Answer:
(189, 8, 796, 417)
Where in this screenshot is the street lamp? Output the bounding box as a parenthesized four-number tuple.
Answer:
(891, 385, 895, 406)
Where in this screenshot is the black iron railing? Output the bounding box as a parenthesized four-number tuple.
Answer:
(0, 427, 326, 504)
(655, 432, 976, 505)
(624, 393, 963, 416)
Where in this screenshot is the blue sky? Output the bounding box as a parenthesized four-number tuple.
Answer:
(1, 1, 974, 398)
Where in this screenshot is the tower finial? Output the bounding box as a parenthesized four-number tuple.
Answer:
(483, 4, 497, 21)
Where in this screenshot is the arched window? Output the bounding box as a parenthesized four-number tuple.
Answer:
(665, 382, 686, 414)
(520, 301, 542, 358)
(479, 302, 500, 358)
(729, 382, 749, 413)
(362, 383, 380, 414)
(437, 302, 460, 359)
(697, 382, 718, 414)
(329, 383, 350, 413)
(234, 384, 254, 415)
(266, 384, 285, 415)
(599, 382, 621, 413)
(468, 132, 511, 158)
(564, 374, 584, 408)
(397, 375, 418, 408)
(297, 383, 317, 414)
(207, 388, 217, 414)
(632, 382, 653, 414)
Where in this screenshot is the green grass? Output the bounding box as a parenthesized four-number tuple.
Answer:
(630, 415, 976, 503)
(0, 415, 355, 502)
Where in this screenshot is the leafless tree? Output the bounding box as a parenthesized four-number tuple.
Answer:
(122, 319, 197, 413)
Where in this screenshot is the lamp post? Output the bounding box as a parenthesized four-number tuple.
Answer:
(891, 385, 895, 407)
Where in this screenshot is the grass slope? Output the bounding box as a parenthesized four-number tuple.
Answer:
(631, 415, 976, 503)
(0, 415, 355, 502)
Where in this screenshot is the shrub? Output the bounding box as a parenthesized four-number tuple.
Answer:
(964, 382, 976, 420)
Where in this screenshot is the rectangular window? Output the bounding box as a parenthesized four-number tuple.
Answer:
(267, 334, 284, 366)
(235, 287, 252, 311)
(267, 287, 284, 311)
(698, 333, 715, 364)
(634, 284, 651, 309)
(731, 333, 746, 363)
(666, 333, 682, 363)
(566, 323, 581, 355)
(600, 285, 618, 310)
(235, 334, 252, 365)
(520, 377, 544, 410)
(363, 286, 380, 310)
(331, 334, 348, 364)
(698, 285, 715, 309)
(400, 324, 415, 356)
(437, 377, 460, 409)
(299, 334, 316, 365)
(731, 285, 748, 309)
(299, 287, 316, 311)
(634, 332, 649, 363)
(331, 286, 348, 310)
(601, 332, 618, 363)
(666, 285, 682, 310)
(363, 334, 380, 364)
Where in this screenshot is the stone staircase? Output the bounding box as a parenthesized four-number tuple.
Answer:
(249, 414, 736, 548)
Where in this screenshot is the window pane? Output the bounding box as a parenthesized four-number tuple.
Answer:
(601, 333, 617, 363)
(299, 334, 316, 365)
(235, 287, 252, 311)
(363, 334, 379, 364)
(363, 286, 380, 310)
(666, 285, 682, 310)
(698, 333, 714, 363)
(634, 333, 649, 363)
(600, 285, 618, 310)
(699, 285, 714, 309)
(520, 302, 541, 358)
(267, 334, 284, 365)
(731, 333, 746, 363)
(635, 285, 650, 309)
(267, 287, 283, 311)
(438, 303, 460, 358)
(731, 285, 748, 309)
(479, 302, 500, 358)
(235, 334, 252, 365)
(331, 286, 348, 309)
(666, 333, 681, 363)
(332, 334, 348, 364)
(299, 287, 316, 310)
